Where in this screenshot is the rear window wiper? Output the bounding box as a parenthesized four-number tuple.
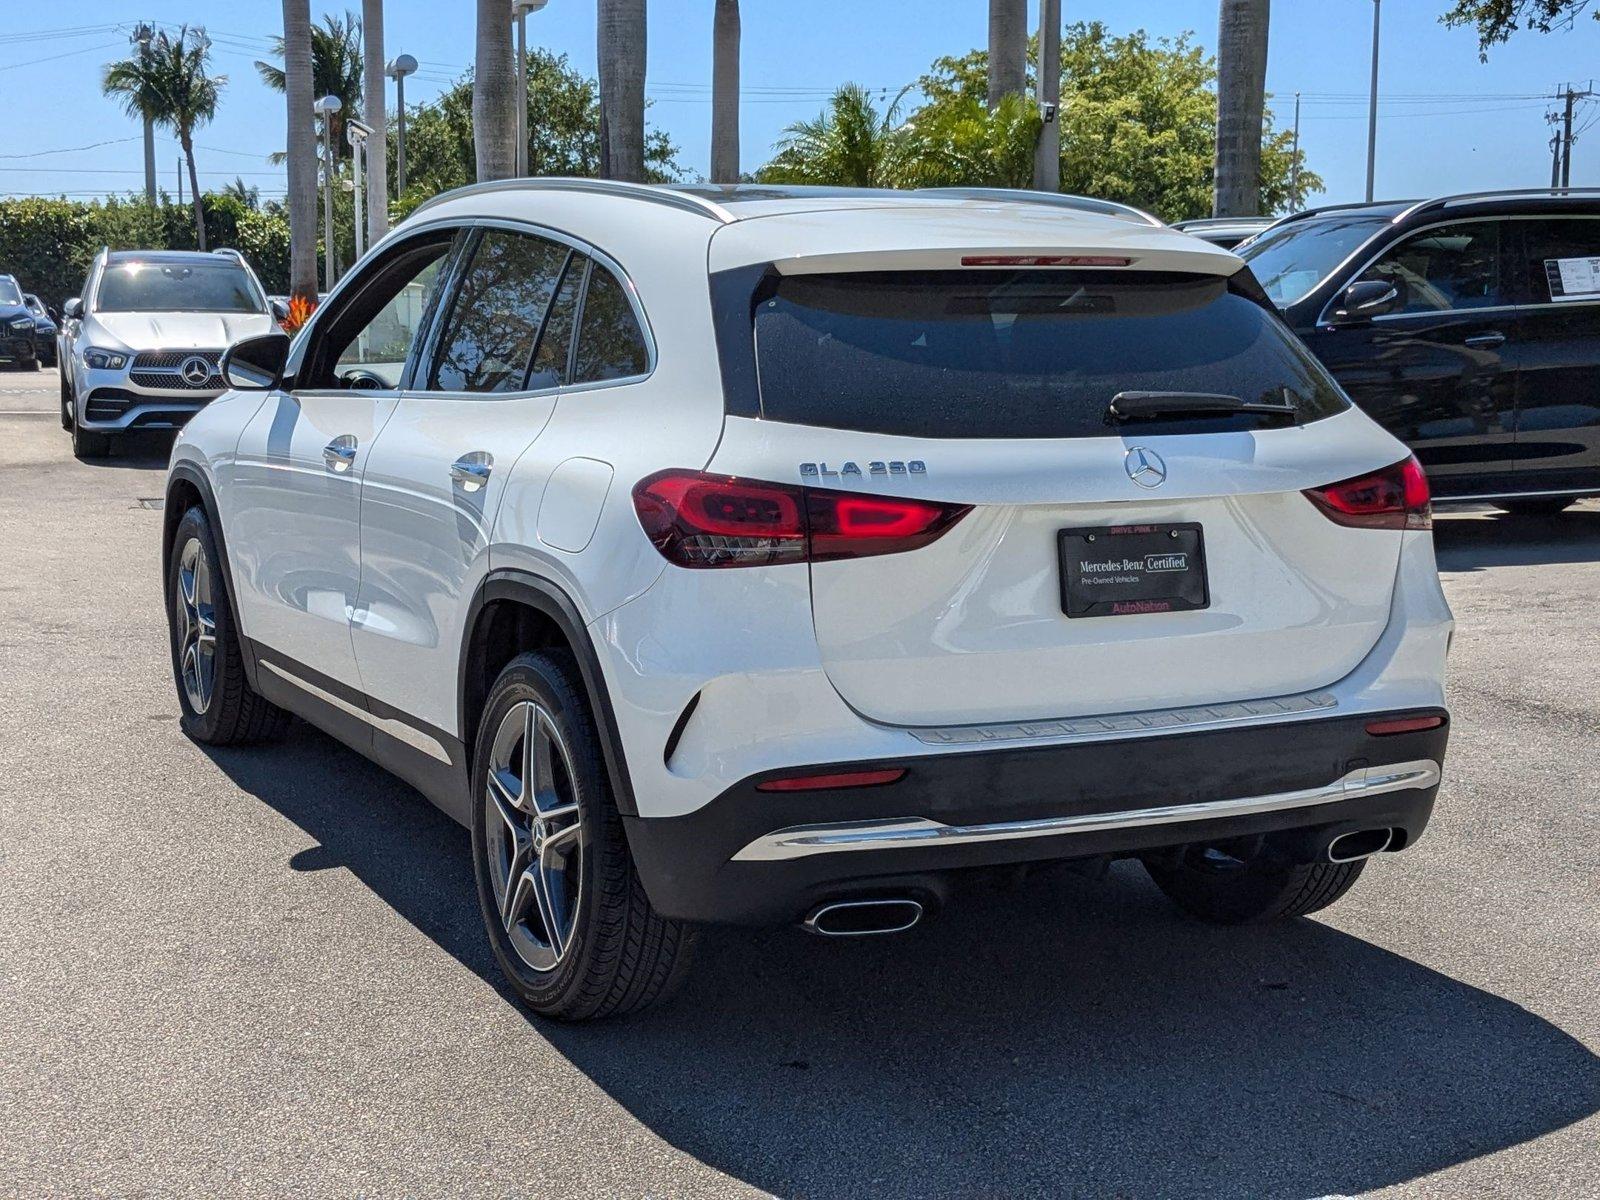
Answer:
(1105, 391, 1299, 426)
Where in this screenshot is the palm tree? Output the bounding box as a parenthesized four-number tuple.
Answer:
(363, 0, 388, 241)
(222, 176, 261, 208)
(256, 11, 363, 160)
(759, 84, 909, 188)
(710, 0, 739, 182)
(1214, 0, 1270, 216)
(281, 0, 319, 304)
(104, 26, 225, 250)
(474, 0, 517, 181)
(598, 0, 647, 180)
(987, 0, 1027, 111)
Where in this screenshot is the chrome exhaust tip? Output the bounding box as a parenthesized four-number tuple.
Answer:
(1327, 827, 1394, 864)
(803, 898, 924, 937)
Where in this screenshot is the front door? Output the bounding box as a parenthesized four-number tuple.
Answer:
(1309, 218, 1519, 498)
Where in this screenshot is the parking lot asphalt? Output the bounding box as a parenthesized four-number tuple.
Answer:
(1, 366, 1596, 1199)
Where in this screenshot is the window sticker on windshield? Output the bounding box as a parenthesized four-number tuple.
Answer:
(1544, 257, 1600, 302)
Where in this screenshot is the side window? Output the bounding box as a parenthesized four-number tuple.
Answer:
(333, 251, 448, 387)
(425, 228, 568, 393)
(1356, 221, 1509, 315)
(1519, 217, 1600, 305)
(572, 261, 649, 383)
(526, 254, 585, 390)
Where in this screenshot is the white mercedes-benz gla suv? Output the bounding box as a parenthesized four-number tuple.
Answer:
(163, 181, 1452, 1019)
(62, 248, 282, 459)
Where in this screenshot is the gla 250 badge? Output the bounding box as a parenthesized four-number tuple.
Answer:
(799, 460, 927, 480)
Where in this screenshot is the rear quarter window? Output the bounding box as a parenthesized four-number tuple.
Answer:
(748, 269, 1349, 438)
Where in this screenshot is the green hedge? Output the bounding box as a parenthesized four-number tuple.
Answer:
(0, 195, 292, 310)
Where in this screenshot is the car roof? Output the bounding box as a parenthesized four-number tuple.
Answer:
(1264, 188, 1600, 235)
(104, 249, 249, 265)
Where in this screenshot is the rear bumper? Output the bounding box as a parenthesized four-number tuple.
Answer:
(625, 708, 1448, 925)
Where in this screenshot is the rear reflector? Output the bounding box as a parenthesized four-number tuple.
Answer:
(756, 768, 907, 793)
(633, 469, 970, 569)
(1365, 715, 1445, 736)
(960, 254, 1132, 267)
(1304, 454, 1432, 531)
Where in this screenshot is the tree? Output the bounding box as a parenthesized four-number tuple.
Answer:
(1214, 0, 1270, 217)
(104, 27, 225, 250)
(281, 0, 319, 304)
(711, 0, 740, 181)
(256, 11, 363, 160)
(987, 0, 1028, 110)
(1443, 0, 1600, 55)
(598, 0, 647, 180)
(758, 84, 911, 187)
(222, 177, 261, 209)
(364, 0, 389, 241)
(903, 92, 1039, 188)
(474, 0, 517, 181)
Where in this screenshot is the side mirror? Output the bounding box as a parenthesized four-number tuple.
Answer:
(62, 297, 82, 320)
(220, 331, 291, 390)
(269, 298, 289, 322)
(1332, 280, 1400, 323)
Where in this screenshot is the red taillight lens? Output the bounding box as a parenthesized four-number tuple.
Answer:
(1304, 455, 1432, 531)
(633, 470, 970, 569)
(755, 768, 907, 792)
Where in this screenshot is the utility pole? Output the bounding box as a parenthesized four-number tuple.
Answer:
(1290, 91, 1302, 210)
(133, 23, 157, 205)
(1032, 0, 1061, 191)
(176, 157, 184, 208)
(1552, 110, 1563, 188)
(1365, 0, 1381, 203)
(1557, 84, 1593, 187)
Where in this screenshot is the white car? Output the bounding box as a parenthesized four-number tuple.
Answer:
(163, 181, 1453, 1019)
(60, 248, 281, 458)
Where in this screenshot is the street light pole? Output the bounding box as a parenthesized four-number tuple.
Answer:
(1290, 90, 1302, 210)
(133, 23, 157, 205)
(1032, 0, 1061, 191)
(314, 94, 343, 287)
(388, 55, 417, 194)
(1365, 0, 1381, 203)
(512, 1, 549, 177)
(348, 119, 372, 262)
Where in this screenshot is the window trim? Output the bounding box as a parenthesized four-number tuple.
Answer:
(401, 216, 657, 402)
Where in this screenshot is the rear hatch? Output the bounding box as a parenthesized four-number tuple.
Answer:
(702, 215, 1418, 728)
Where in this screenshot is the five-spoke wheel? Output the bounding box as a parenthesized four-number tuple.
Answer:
(173, 536, 218, 715)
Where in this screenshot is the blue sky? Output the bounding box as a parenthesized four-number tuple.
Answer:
(4, 1, 1600, 206)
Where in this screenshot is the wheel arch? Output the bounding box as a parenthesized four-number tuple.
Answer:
(459, 570, 639, 817)
(165, 462, 258, 689)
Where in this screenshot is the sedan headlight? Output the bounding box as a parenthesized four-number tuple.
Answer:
(84, 347, 129, 370)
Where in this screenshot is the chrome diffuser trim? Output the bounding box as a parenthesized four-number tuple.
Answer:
(731, 759, 1442, 862)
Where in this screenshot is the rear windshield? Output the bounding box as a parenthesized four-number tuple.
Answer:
(750, 270, 1349, 439)
(96, 260, 264, 314)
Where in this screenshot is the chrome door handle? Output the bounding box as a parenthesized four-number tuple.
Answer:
(323, 435, 358, 472)
(450, 452, 494, 492)
(1463, 332, 1506, 349)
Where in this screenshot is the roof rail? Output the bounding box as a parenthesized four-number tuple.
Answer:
(914, 187, 1165, 227)
(1394, 186, 1600, 222)
(211, 247, 246, 263)
(410, 177, 736, 223)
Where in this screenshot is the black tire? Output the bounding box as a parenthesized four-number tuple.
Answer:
(27, 355, 40, 371)
(71, 413, 110, 459)
(471, 651, 695, 1020)
(59, 372, 72, 431)
(166, 505, 290, 746)
(1143, 840, 1368, 924)
(1493, 498, 1575, 517)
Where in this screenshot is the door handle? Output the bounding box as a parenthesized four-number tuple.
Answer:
(323, 435, 358, 473)
(450, 452, 494, 492)
(1463, 332, 1506, 349)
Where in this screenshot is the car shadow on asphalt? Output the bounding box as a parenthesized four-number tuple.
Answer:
(203, 723, 1600, 1200)
(1434, 506, 1600, 572)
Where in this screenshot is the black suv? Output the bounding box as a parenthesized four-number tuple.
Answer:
(1239, 189, 1600, 513)
(0, 274, 39, 370)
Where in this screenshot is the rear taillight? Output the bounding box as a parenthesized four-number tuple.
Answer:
(632, 470, 971, 569)
(755, 767, 907, 792)
(1304, 455, 1432, 531)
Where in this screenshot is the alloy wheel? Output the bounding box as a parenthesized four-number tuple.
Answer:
(174, 537, 217, 714)
(484, 700, 584, 972)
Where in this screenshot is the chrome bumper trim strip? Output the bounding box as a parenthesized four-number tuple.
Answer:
(730, 759, 1441, 863)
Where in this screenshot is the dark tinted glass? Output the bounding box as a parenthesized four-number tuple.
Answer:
(527, 255, 585, 389)
(751, 270, 1349, 439)
(428, 230, 567, 392)
(1518, 217, 1600, 303)
(1240, 215, 1389, 305)
(96, 260, 262, 313)
(572, 263, 648, 383)
(1356, 221, 1509, 314)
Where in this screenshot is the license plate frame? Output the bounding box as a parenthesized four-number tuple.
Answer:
(1058, 522, 1210, 619)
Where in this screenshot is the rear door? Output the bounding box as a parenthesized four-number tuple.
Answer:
(1308, 219, 1520, 498)
(706, 264, 1414, 728)
(1502, 215, 1600, 493)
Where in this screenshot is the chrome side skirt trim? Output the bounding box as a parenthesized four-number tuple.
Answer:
(261, 660, 453, 764)
(907, 690, 1337, 747)
(730, 759, 1441, 863)
(1438, 487, 1598, 504)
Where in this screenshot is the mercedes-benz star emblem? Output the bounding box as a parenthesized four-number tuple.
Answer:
(1124, 446, 1167, 488)
(179, 355, 212, 386)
